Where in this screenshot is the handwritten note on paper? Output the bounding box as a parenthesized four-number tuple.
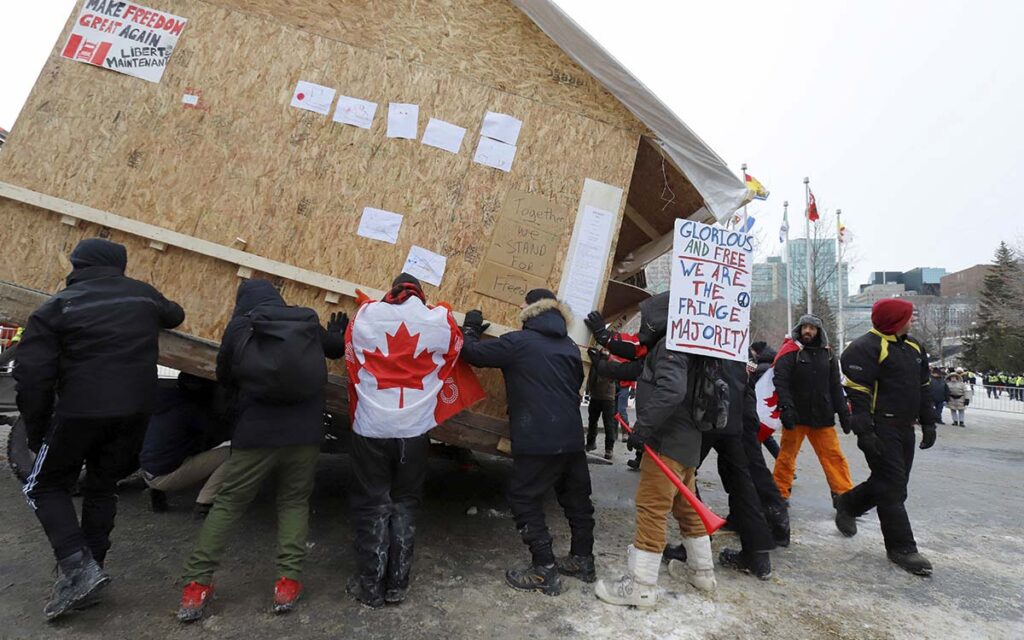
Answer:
(475, 260, 548, 305)
(387, 103, 419, 139)
(290, 81, 336, 116)
(403, 246, 448, 287)
(481, 111, 523, 145)
(333, 95, 378, 129)
(473, 137, 517, 172)
(561, 205, 616, 319)
(421, 118, 467, 154)
(357, 207, 403, 244)
(666, 219, 753, 362)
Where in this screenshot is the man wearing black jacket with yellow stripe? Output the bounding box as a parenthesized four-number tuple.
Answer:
(838, 298, 936, 576)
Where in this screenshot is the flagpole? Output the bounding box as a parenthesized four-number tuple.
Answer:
(836, 208, 845, 349)
(784, 200, 793, 330)
(804, 177, 812, 315)
(740, 162, 748, 231)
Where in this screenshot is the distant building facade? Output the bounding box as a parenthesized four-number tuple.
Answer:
(902, 267, 947, 296)
(787, 238, 849, 310)
(751, 256, 788, 303)
(940, 264, 992, 298)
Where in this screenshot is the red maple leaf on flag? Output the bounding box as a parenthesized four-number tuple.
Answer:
(361, 322, 438, 408)
(765, 390, 781, 420)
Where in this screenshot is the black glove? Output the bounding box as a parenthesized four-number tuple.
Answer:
(327, 312, 348, 335)
(963, 398, 970, 406)
(780, 406, 798, 430)
(587, 347, 608, 365)
(584, 310, 611, 345)
(839, 413, 852, 435)
(26, 422, 45, 455)
(856, 430, 883, 457)
(626, 427, 650, 452)
(919, 424, 936, 450)
(462, 309, 489, 337)
(848, 413, 874, 436)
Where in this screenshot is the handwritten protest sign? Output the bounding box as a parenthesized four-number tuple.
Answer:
(61, 1, 187, 83)
(667, 219, 753, 362)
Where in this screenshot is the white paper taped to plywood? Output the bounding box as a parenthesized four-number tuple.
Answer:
(561, 205, 617, 319)
(182, 94, 199, 106)
(333, 96, 378, 129)
(357, 207, 404, 244)
(387, 103, 419, 139)
(481, 111, 523, 145)
(473, 137, 516, 172)
(403, 245, 448, 287)
(421, 118, 467, 154)
(290, 81, 336, 115)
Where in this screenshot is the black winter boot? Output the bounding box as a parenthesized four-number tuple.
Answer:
(44, 549, 110, 621)
(556, 554, 596, 583)
(505, 564, 562, 595)
(718, 548, 771, 580)
(766, 505, 791, 547)
(833, 493, 858, 537)
(349, 507, 390, 609)
(384, 504, 417, 604)
(888, 550, 933, 576)
(149, 489, 168, 513)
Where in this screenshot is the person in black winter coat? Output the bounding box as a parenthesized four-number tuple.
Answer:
(771, 315, 855, 524)
(178, 279, 345, 622)
(461, 289, 594, 597)
(928, 369, 949, 424)
(15, 238, 184, 620)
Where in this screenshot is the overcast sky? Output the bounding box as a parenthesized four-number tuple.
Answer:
(2, 1, 1021, 292)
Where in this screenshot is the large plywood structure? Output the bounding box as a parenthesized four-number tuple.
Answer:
(0, 0, 745, 454)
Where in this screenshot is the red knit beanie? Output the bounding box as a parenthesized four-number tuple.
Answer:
(871, 298, 914, 335)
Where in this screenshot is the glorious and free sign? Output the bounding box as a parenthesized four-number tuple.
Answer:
(666, 219, 753, 362)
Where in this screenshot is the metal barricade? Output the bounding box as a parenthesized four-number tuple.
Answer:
(962, 384, 1024, 414)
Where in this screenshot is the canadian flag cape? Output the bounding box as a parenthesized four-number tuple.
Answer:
(345, 296, 485, 439)
(754, 337, 802, 441)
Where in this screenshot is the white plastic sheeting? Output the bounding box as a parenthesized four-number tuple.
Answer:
(511, 0, 750, 222)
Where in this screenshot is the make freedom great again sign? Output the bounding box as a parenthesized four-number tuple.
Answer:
(667, 219, 753, 363)
(61, 1, 187, 83)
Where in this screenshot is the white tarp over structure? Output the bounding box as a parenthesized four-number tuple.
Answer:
(512, 0, 750, 222)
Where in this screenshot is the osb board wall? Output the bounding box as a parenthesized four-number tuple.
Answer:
(0, 0, 642, 419)
(201, 0, 646, 133)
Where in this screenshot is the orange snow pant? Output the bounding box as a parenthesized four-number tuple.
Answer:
(772, 425, 853, 499)
(633, 454, 705, 553)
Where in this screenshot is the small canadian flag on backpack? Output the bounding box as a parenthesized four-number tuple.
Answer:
(754, 338, 801, 441)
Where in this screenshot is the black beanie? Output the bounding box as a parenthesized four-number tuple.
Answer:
(525, 288, 557, 305)
(69, 238, 128, 271)
(392, 272, 421, 288)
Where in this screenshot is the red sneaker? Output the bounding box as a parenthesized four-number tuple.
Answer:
(273, 577, 303, 614)
(177, 581, 214, 623)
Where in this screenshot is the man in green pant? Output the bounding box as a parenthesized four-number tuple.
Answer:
(177, 280, 346, 622)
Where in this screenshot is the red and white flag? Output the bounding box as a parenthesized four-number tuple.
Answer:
(754, 338, 801, 440)
(345, 297, 484, 438)
(806, 189, 820, 222)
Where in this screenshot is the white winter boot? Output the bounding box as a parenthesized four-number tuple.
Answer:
(668, 535, 717, 591)
(595, 545, 660, 607)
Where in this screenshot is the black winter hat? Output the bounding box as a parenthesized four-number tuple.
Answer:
(525, 288, 557, 304)
(69, 238, 128, 271)
(392, 272, 421, 288)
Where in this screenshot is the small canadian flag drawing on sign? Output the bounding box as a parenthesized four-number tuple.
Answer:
(61, 34, 112, 66)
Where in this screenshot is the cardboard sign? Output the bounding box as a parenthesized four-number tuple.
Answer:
(61, 2, 188, 83)
(475, 191, 568, 305)
(666, 219, 753, 362)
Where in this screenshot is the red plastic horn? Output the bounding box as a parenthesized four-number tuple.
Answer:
(615, 413, 726, 535)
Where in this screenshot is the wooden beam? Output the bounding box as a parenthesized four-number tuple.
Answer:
(0, 280, 512, 457)
(0, 181, 515, 338)
(623, 203, 660, 241)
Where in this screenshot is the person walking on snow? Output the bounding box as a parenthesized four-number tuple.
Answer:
(770, 314, 857, 536)
(928, 368, 949, 425)
(945, 371, 971, 427)
(460, 289, 595, 597)
(837, 298, 937, 576)
(17, 239, 184, 621)
(178, 279, 346, 621)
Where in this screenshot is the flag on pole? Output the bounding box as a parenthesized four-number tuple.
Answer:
(806, 189, 819, 221)
(739, 215, 756, 234)
(744, 172, 770, 201)
(779, 214, 789, 244)
(839, 223, 853, 244)
(755, 338, 802, 439)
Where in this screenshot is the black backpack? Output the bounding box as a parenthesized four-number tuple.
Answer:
(690, 355, 730, 432)
(232, 305, 327, 403)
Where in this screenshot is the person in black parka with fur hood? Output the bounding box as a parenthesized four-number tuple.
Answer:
(461, 289, 594, 597)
